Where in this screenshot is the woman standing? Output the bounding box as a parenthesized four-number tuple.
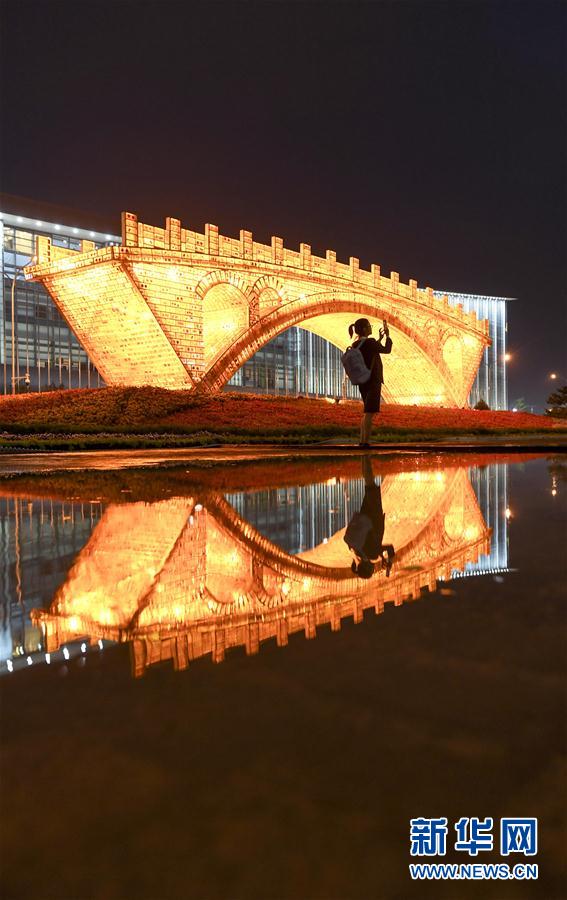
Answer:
(348, 317, 392, 448)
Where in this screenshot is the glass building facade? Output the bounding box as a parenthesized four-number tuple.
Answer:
(1, 195, 509, 407)
(0, 495, 104, 664)
(453, 462, 509, 578)
(0, 196, 119, 393)
(436, 291, 509, 410)
(227, 328, 359, 400)
(226, 477, 367, 556)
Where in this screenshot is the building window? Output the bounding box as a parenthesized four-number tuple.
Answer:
(14, 230, 34, 254)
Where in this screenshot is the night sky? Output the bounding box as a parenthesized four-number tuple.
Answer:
(1, 0, 565, 408)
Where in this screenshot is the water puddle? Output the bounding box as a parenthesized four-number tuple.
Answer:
(2, 452, 559, 679)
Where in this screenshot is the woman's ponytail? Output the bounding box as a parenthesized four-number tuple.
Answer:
(348, 323, 355, 338)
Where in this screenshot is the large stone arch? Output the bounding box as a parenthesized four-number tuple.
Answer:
(195, 290, 460, 404)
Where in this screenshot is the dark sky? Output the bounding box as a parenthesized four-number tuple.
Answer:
(1, 0, 565, 407)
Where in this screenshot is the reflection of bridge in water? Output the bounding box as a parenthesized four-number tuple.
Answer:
(32, 466, 491, 676)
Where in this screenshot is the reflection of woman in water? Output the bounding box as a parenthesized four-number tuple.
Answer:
(344, 456, 395, 579)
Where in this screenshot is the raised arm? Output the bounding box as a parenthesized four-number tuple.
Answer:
(377, 335, 393, 354)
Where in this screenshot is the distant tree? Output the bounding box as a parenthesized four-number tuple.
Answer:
(546, 384, 567, 418)
(474, 398, 490, 410)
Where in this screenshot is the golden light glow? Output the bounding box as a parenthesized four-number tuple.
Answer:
(31, 466, 490, 676)
(24, 212, 491, 406)
(202, 283, 249, 368)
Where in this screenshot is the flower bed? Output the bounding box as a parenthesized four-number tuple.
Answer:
(0, 386, 194, 430)
(0, 387, 563, 436)
(163, 393, 562, 433)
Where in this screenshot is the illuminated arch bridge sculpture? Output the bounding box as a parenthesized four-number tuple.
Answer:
(25, 212, 491, 406)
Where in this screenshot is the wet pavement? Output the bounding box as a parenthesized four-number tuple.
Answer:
(0, 433, 566, 476)
(1, 452, 565, 899)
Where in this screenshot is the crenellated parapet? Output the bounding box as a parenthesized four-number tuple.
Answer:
(119, 212, 488, 333)
(26, 212, 488, 335)
(25, 211, 491, 405)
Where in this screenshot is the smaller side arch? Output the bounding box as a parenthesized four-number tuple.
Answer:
(249, 275, 288, 324)
(195, 269, 255, 305)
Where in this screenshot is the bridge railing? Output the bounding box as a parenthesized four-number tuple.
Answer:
(25, 212, 489, 336)
(119, 212, 486, 333)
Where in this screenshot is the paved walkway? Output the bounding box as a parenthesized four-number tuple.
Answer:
(0, 434, 565, 475)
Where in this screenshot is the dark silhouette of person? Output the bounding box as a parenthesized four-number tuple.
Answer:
(344, 456, 395, 579)
(348, 317, 393, 448)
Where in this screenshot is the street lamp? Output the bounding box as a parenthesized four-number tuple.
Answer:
(504, 352, 512, 362)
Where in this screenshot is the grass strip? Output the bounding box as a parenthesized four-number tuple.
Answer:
(1, 429, 565, 452)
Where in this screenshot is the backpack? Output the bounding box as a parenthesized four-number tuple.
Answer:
(343, 512, 373, 557)
(341, 337, 372, 385)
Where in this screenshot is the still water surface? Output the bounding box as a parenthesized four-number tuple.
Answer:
(1, 452, 565, 899)
(1, 454, 511, 675)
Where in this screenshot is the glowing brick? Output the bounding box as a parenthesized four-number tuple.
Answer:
(25, 212, 490, 405)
